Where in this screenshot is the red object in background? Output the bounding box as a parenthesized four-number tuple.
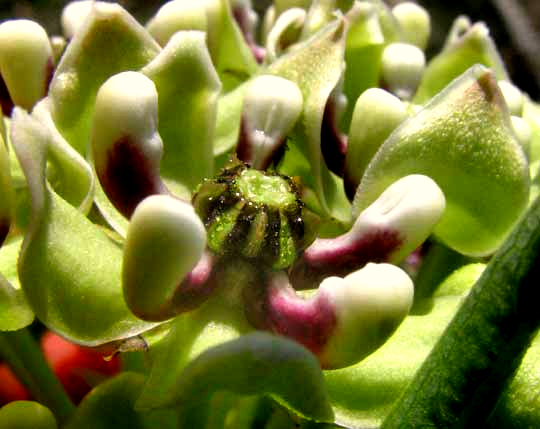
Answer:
(0, 364, 31, 406)
(41, 331, 121, 403)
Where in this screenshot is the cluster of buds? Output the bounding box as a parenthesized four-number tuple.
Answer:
(0, 0, 538, 427)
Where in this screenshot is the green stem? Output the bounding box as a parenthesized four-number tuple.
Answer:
(382, 196, 540, 428)
(0, 328, 75, 424)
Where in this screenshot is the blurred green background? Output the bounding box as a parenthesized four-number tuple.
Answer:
(1, 0, 539, 98)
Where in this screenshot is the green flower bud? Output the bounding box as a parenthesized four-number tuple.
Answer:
(0, 401, 57, 429)
(345, 87, 408, 198)
(498, 80, 524, 116)
(146, 0, 207, 46)
(49, 35, 67, 65)
(381, 42, 425, 100)
(61, 1, 104, 39)
(193, 158, 319, 270)
(391, 2, 431, 51)
(123, 195, 207, 321)
(236, 75, 303, 170)
(91, 71, 167, 218)
(0, 19, 53, 111)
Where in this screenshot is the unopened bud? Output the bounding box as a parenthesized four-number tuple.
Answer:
(381, 42, 425, 100)
(146, 0, 207, 46)
(0, 20, 53, 111)
(345, 88, 407, 198)
(61, 1, 104, 39)
(391, 2, 431, 51)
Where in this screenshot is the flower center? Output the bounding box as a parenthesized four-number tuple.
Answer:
(235, 169, 296, 208)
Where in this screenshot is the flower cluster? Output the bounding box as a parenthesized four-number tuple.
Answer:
(0, 1, 539, 428)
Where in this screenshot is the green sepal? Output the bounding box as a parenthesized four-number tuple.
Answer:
(0, 401, 57, 429)
(364, 0, 402, 43)
(0, 273, 34, 331)
(353, 65, 529, 256)
(33, 99, 95, 213)
(0, 131, 13, 244)
(142, 31, 221, 192)
(64, 373, 178, 429)
(10, 108, 158, 346)
(414, 19, 509, 104)
(214, 81, 248, 159)
(205, 0, 258, 92)
(135, 315, 241, 410)
(164, 331, 334, 424)
(49, 2, 161, 155)
(269, 17, 351, 222)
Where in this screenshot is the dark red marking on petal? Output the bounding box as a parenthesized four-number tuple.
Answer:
(321, 94, 347, 177)
(0, 217, 10, 248)
(236, 118, 286, 170)
(0, 74, 14, 116)
(232, 5, 265, 64)
(98, 136, 166, 218)
(171, 251, 220, 314)
(44, 57, 55, 97)
(265, 279, 337, 355)
(289, 228, 403, 290)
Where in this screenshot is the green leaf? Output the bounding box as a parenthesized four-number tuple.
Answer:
(64, 373, 178, 429)
(269, 17, 350, 222)
(10, 108, 157, 346)
(0, 401, 57, 429)
(353, 65, 529, 256)
(142, 31, 221, 192)
(49, 3, 160, 155)
(171, 332, 333, 424)
(414, 19, 508, 104)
